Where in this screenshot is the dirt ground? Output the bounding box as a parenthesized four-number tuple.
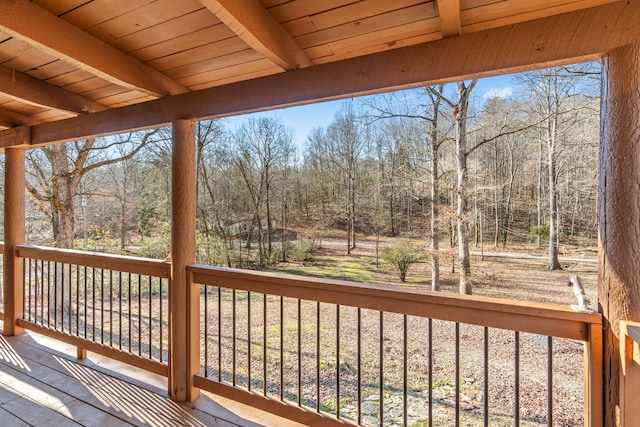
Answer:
(284, 236, 598, 308)
(200, 237, 600, 426)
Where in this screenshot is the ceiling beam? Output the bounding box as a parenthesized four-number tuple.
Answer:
(0, 0, 189, 97)
(0, 125, 30, 148)
(0, 108, 42, 128)
(15, 0, 640, 147)
(198, 0, 313, 70)
(438, 0, 462, 37)
(0, 65, 109, 114)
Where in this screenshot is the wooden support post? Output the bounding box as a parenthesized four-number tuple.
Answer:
(585, 323, 603, 427)
(169, 119, 198, 401)
(599, 42, 640, 427)
(619, 321, 640, 427)
(3, 147, 26, 336)
(77, 347, 87, 360)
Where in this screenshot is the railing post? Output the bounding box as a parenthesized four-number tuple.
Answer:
(169, 119, 198, 401)
(619, 321, 640, 427)
(3, 146, 26, 336)
(599, 42, 640, 427)
(584, 323, 603, 427)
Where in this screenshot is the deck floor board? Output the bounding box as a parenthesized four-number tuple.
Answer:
(0, 325, 303, 427)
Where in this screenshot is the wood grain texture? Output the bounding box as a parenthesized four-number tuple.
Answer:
(20, 0, 640, 147)
(14, 244, 171, 278)
(169, 119, 197, 401)
(620, 321, 640, 427)
(0, 0, 188, 97)
(199, 0, 313, 70)
(3, 147, 25, 336)
(189, 264, 601, 340)
(0, 64, 109, 113)
(598, 42, 640, 427)
(438, 0, 462, 37)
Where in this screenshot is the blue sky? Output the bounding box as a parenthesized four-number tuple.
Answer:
(226, 74, 515, 150)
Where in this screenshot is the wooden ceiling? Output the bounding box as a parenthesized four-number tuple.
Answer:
(0, 0, 633, 146)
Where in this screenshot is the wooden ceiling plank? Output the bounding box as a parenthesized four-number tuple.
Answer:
(0, 108, 42, 127)
(164, 50, 265, 80)
(309, 32, 441, 64)
(268, 0, 360, 23)
(59, 0, 158, 31)
(198, 0, 313, 70)
(130, 24, 234, 61)
(325, 19, 442, 59)
(462, 0, 619, 32)
(32, 0, 92, 17)
(309, 0, 428, 32)
(0, 64, 109, 113)
(438, 0, 462, 37)
(147, 37, 245, 73)
(113, 9, 220, 55)
(27, 59, 78, 81)
(86, 0, 204, 41)
(180, 58, 281, 87)
(0, 0, 189, 97)
(18, 0, 640, 146)
(294, 3, 436, 49)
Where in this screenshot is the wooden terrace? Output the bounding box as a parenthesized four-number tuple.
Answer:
(1, 1, 640, 426)
(0, 320, 303, 426)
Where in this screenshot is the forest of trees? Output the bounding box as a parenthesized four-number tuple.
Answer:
(0, 64, 601, 295)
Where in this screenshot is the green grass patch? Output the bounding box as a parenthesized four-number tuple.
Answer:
(279, 256, 375, 283)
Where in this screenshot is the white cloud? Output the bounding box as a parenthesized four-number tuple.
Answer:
(483, 87, 513, 100)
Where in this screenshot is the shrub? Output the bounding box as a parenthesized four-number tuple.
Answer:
(382, 243, 424, 282)
(289, 238, 315, 262)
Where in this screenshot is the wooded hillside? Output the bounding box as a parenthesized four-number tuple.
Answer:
(4, 64, 600, 293)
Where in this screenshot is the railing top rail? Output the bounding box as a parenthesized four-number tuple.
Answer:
(15, 244, 171, 279)
(622, 320, 640, 344)
(189, 264, 601, 341)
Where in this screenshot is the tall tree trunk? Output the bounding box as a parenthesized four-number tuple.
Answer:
(430, 102, 441, 292)
(537, 138, 543, 247)
(455, 80, 476, 295)
(547, 116, 562, 270)
(426, 85, 444, 291)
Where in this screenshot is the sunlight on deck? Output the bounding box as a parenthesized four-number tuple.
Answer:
(0, 335, 29, 371)
(57, 356, 206, 426)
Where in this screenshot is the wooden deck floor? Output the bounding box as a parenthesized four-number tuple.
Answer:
(0, 323, 304, 427)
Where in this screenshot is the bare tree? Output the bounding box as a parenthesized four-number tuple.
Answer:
(517, 64, 599, 269)
(232, 117, 295, 266)
(25, 130, 160, 249)
(364, 86, 448, 290)
(326, 103, 369, 254)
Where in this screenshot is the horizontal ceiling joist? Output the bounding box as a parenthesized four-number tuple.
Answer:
(0, 65, 109, 114)
(0, 0, 189, 98)
(199, 0, 313, 70)
(11, 0, 639, 147)
(438, 0, 462, 37)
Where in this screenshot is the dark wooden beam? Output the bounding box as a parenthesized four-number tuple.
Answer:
(0, 65, 108, 114)
(9, 0, 639, 147)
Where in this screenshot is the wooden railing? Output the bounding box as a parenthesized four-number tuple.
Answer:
(0, 241, 4, 319)
(14, 245, 171, 376)
(189, 265, 603, 427)
(4, 246, 604, 426)
(620, 320, 640, 427)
